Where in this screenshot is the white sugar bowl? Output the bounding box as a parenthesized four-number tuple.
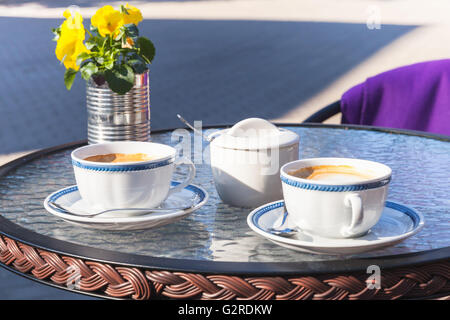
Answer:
(209, 118, 299, 208)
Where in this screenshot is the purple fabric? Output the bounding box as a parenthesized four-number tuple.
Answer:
(341, 59, 450, 136)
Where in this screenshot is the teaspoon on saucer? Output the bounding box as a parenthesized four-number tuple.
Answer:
(267, 227, 299, 237)
(48, 201, 196, 218)
(266, 208, 299, 237)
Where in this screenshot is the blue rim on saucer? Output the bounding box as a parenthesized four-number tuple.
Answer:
(43, 182, 208, 230)
(247, 200, 425, 255)
(47, 181, 206, 214)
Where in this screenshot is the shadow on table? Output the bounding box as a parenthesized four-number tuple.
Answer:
(0, 17, 415, 154)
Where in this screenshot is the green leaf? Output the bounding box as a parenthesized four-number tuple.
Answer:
(80, 62, 99, 80)
(114, 28, 125, 41)
(120, 5, 129, 15)
(64, 68, 77, 90)
(104, 59, 114, 70)
(85, 41, 97, 50)
(124, 24, 139, 39)
(94, 56, 105, 65)
(76, 52, 91, 67)
(85, 36, 103, 50)
(104, 64, 135, 95)
(137, 37, 155, 63)
(52, 26, 61, 41)
(127, 56, 148, 74)
(90, 25, 99, 33)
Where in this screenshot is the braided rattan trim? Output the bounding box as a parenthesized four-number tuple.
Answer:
(1, 234, 449, 300)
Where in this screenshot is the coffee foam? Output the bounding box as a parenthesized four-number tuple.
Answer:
(289, 165, 375, 183)
(84, 153, 154, 163)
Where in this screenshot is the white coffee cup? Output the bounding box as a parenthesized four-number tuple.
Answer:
(280, 158, 391, 238)
(71, 141, 195, 211)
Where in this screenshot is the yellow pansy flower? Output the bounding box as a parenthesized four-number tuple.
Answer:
(91, 5, 123, 37)
(55, 10, 88, 70)
(61, 9, 85, 38)
(121, 3, 143, 26)
(56, 39, 89, 70)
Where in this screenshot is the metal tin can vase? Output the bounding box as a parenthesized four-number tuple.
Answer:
(86, 71, 150, 144)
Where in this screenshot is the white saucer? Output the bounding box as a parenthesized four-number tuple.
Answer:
(247, 200, 424, 255)
(44, 182, 208, 230)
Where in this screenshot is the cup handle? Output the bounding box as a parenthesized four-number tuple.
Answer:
(167, 157, 196, 196)
(342, 193, 363, 237)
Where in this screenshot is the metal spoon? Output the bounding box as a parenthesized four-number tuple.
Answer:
(48, 201, 195, 218)
(176, 114, 213, 142)
(266, 209, 299, 237)
(267, 227, 299, 237)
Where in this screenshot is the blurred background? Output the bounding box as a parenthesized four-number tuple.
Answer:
(0, 0, 450, 299)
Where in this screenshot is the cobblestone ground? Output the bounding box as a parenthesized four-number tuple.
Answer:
(0, 16, 414, 299)
(1, 0, 448, 299)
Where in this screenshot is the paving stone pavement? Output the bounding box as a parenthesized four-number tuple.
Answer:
(0, 15, 416, 299)
(14, 0, 450, 299)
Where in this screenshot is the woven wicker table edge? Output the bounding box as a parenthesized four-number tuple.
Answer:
(1, 234, 449, 300)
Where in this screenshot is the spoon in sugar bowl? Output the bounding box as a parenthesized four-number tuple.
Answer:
(177, 114, 213, 142)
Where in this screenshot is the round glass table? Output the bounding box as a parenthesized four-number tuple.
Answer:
(0, 124, 449, 300)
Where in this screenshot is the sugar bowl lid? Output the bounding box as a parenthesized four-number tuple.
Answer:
(209, 118, 299, 150)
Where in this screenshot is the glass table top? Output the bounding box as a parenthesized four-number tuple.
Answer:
(0, 125, 449, 263)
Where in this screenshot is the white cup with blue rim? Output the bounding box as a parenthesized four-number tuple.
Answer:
(280, 158, 392, 238)
(71, 141, 195, 211)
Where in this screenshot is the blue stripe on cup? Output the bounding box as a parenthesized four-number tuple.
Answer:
(72, 158, 174, 172)
(280, 175, 391, 192)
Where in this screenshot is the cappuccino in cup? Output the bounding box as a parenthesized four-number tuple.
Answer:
(288, 165, 376, 183)
(281, 158, 392, 238)
(84, 153, 155, 163)
(71, 141, 196, 211)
